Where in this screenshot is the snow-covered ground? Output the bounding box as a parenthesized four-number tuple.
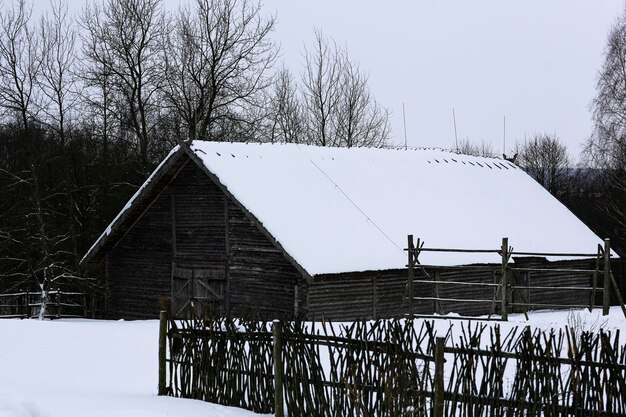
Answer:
(0, 307, 624, 417)
(0, 319, 265, 417)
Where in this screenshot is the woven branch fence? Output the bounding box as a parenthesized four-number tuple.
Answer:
(159, 316, 626, 416)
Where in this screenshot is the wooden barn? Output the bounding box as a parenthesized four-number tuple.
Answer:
(82, 141, 611, 320)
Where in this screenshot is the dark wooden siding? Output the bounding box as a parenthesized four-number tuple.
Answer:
(425, 267, 498, 316)
(105, 157, 305, 319)
(307, 260, 598, 320)
(101, 154, 603, 321)
(307, 269, 433, 320)
(171, 162, 226, 263)
(510, 259, 595, 311)
(227, 200, 305, 318)
(106, 189, 173, 319)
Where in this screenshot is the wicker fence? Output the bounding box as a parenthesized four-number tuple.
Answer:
(159, 315, 626, 416)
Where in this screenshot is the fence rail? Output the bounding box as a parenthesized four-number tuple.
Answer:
(405, 236, 624, 320)
(0, 289, 88, 319)
(159, 315, 626, 417)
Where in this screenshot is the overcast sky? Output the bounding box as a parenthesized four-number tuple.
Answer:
(33, 0, 625, 157)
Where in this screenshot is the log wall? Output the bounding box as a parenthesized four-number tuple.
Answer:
(307, 260, 598, 320)
(106, 157, 305, 319)
(227, 199, 306, 319)
(307, 269, 434, 321)
(106, 189, 173, 319)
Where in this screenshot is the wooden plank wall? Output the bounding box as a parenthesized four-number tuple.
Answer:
(227, 200, 306, 319)
(106, 189, 173, 319)
(307, 260, 598, 320)
(171, 162, 227, 264)
(307, 269, 434, 321)
(511, 259, 594, 310)
(431, 267, 498, 316)
(102, 156, 604, 321)
(106, 158, 305, 319)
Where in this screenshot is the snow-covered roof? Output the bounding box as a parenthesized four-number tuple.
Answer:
(84, 140, 607, 275)
(190, 141, 604, 274)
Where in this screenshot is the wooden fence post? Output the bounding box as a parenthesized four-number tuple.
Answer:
(407, 235, 415, 319)
(603, 238, 611, 316)
(609, 270, 626, 319)
(433, 337, 445, 417)
(501, 237, 509, 321)
(158, 310, 167, 395)
(25, 289, 30, 319)
(273, 320, 285, 417)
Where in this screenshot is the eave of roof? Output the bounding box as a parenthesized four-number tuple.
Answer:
(80, 146, 186, 265)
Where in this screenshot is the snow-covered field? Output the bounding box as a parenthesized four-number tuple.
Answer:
(0, 307, 624, 417)
(0, 319, 264, 417)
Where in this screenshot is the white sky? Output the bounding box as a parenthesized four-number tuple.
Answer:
(32, 0, 625, 157)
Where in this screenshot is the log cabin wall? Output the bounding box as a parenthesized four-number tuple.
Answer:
(106, 189, 173, 319)
(307, 260, 597, 320)
(307, 269, 433, 321)
(105, 157, 305, 319)
(227, 199, 306, 319)
(509, 259, 595, 312)
(171, 160, 227, 264)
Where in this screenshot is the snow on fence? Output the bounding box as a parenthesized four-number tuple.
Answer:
(0, 289, 88, 319)
(406, 236, 626, 320)
(159, 314, 626, 416)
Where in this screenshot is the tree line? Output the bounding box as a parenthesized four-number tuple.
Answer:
(1, 0, 626, 312)
(0, 0, 390, 303)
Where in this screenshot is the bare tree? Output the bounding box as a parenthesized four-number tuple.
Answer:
(301, 29, 342, 146)
(79, 8, 116, 161)
(301, 29, 390, 148)
(0, 131, 82, 319)
(81, 0, 164, 169)
(0, 0, 40, 130)
(335, 55, 390, 148)
(161, 0, 277, 142)
(38, 0, 79, 144)
(515, 133, 571, 197)
(588, 8, 626, 254)
(268, 67, 303, 143)
(456, 139, 495, 157)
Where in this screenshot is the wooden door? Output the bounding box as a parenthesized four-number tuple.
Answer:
(171, 263, 226, 318)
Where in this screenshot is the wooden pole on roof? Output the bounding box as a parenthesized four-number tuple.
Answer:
(602, 239, 610, 315)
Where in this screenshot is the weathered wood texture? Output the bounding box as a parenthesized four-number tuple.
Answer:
(510, 259, 595, 311)
(427, 267, 498, 316)
(228, 199, 306, 319)
(172, 161, 226, 263)
(166, 317, 626, 416)
(106, 189, 173, 319)
(308, 259, 598, 320)
(307, 269, 433, 320)
(105, 157, 305, 319)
